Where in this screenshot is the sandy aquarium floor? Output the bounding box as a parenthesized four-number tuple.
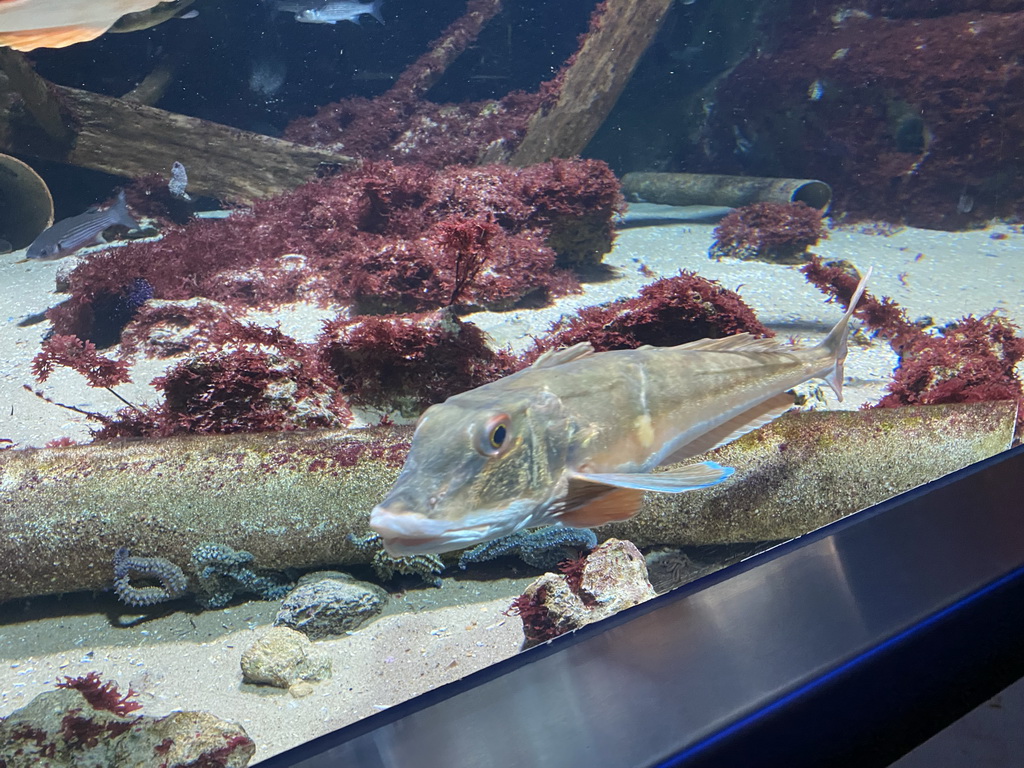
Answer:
(0, 204, 1022, 761)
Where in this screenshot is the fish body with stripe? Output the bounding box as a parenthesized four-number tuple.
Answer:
(370, 271, 871, 556)
(26, 190, 139, 261)
(277, 0, 384, 25)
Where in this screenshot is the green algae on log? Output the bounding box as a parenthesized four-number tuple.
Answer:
(0, 427, 411, 604)
(604, 400, 1017, 548)
(0, 402, 1015, 603)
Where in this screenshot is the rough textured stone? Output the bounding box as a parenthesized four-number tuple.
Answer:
(240, 626, 332, 689)
(515, 538, 656, 648)
(274, 573, 387, 639)
(0, 687, 255, 768)
(113, 710, 255, 767)
(578, 537, 657, 612)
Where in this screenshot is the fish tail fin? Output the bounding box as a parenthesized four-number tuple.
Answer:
(370, 0, 385, 24)
(817, 266, 871, 402)
(112, 190, 140, 231)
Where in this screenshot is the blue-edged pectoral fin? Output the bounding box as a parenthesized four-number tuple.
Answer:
(551, 462, 734, 528)
(571, 461, 735, 493)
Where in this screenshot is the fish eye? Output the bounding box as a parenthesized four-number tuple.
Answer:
(490, 423, 507, 449)
(475, 414, 511, 457)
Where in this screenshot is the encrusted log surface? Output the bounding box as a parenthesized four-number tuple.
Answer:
(0, 402, 1013, 603)
(0, 49, 72, 146)
(0, 79, 357, 202)
(0, 427, 410, 604)
(604, 400, 1017, 547)
(510, 0, 673, 166)
(387, 0, 504, 103)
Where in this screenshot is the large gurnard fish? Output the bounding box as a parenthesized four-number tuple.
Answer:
(371, 271, 870, 556)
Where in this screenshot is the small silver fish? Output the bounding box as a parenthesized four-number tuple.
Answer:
(370, 271, 871, 556)
(26, 190, 139, 261)
(281, 0, 383, 25)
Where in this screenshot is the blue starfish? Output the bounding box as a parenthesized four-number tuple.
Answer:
(458, 526, 598, 572)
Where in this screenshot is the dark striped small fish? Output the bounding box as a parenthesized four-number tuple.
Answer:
(26, 190, 139, 261)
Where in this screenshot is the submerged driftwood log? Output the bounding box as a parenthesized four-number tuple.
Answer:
(0, 67, 357, 202)
(0, 0, 667, 196)
(511, 0, 673, 165)
(0, 402, 1014, 603)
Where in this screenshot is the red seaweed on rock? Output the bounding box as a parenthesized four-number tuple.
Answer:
(56, 672, 142, 717)
(710, 202, 827, 264)
(526, 271, 772, 362)
(49, 160, 619, 339)
(803, 257, 1024, 436)
(318, 309, 517, 415)
(95, 325, 351, 439)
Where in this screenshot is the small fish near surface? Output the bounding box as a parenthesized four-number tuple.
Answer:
(24, 190, 139, 261)
(0, 0, 175, 51)
(276, 0, 384, 25)
(370, 270, 871, 556)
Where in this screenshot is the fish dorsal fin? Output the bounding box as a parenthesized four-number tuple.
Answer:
(660, 392, 795, 465)
(674, 334, 789, 353)
(554, 484, 646, 528)
(0, 25, 110, 51)
(571, 461, 735, 493)
(530, 342, 595, 369)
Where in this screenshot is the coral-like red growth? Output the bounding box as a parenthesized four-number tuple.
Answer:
(876, 314, 1024, 428)
(49, 160, 619, 340)
(95, 325, 351, 439)
(319, 309, 517, 414)
(802, 257, 1024, 435)
(504, 587, 561, 644)
(56, 672, 142, 716)
(32, 335, 132, 388)
(710, 202, 827, 263)
(527, 271, 772, 360)
(693, 9, 1024, 228)
(185, 732, 256, 768)
(433, 215, 501, 306)
(558, 554, 588, 593)
(801, 258, 916, 347)
(285, 92, 549, 168)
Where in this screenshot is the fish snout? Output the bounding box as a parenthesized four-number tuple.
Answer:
(369, 503, 455, 555)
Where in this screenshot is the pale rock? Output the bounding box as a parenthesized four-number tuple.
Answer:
(240, 626, 332, 689)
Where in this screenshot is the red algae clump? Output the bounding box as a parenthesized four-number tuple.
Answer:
(94, 325, 351, 440)
(32, 334, 132, 388)
(710, 202, 827, 264)
(318, 309, 517, 415)
(803, 257, 1024, 438)
(50, 159, 622, 340)
(693, 8, 1024, 228)
(56, 672, 142, 717)
(527, 271, 772, 361)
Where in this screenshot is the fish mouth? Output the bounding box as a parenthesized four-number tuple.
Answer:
(369, 505, 503, 556)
